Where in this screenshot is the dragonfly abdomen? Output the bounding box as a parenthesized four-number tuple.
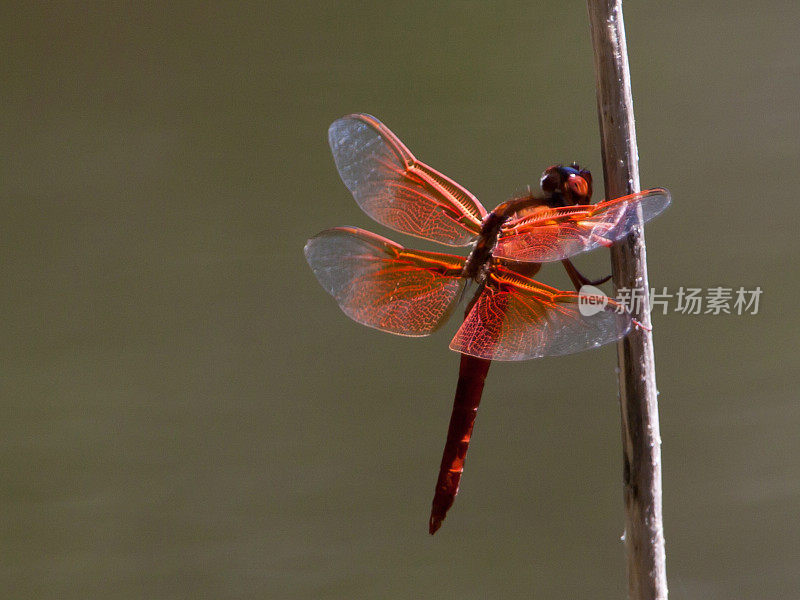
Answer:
(429, 354, 492, 534)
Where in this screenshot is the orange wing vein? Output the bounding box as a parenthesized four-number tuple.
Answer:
(494, 188, 671, 262)
(304, 227, 467, 336)
(328, 114, 487, 246)
(450, 265, 632, 360)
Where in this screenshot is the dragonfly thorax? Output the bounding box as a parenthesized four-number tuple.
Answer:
(462, 211, 509, 280)
(462, 165, 594, 281)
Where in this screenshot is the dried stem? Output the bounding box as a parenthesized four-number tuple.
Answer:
(586, 1, 668, 599)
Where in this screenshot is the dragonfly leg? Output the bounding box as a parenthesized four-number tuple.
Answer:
(561, 258, 611, 291)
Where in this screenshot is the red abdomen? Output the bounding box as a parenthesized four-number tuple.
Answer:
(429, 353, 492, 534)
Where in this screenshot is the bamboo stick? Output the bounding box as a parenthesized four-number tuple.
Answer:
(586, 2, 668, 598)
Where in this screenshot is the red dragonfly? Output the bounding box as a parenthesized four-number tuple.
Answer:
(305, 114, 670, 534)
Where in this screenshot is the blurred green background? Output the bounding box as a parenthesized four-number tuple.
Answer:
(2, 2, 798, 598)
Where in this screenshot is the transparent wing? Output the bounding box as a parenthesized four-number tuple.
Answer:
(305, 227, 466, 336)
(328, 114, 487, 246)
(494, 188, 671, 262)
(450, 266, 632, 360)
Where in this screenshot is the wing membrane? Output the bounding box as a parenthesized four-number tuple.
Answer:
(305, 227, 466, 336)
(494, 188, 671, 262)
(450, 266, 632, 360)
(328, 114, 487, 246)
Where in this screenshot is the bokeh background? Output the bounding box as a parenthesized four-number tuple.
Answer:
(3, 2, 798, 598)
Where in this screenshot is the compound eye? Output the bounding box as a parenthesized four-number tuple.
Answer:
(567, 174, 589, 198)
(540, 167, 561, 193)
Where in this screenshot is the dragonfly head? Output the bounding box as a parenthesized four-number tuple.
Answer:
(540, 164, 593, 207)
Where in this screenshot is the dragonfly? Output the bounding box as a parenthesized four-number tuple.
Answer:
(304, 113, 670, 534)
